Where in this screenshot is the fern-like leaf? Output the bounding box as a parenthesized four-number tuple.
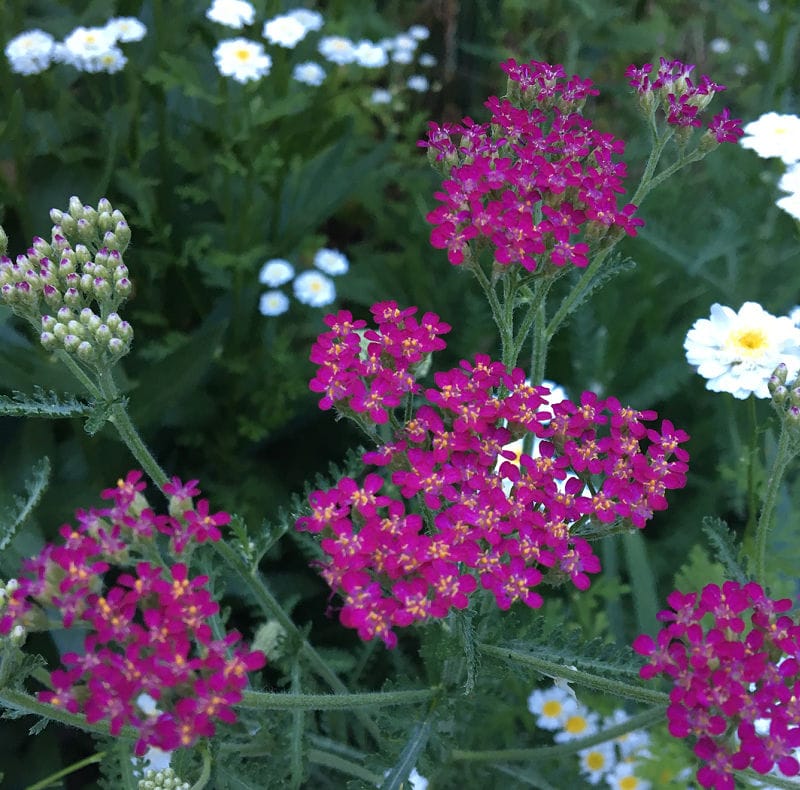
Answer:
(0, 387, 93, 419)
(0, 456, 50, 552)
(702, 517, 749, 583)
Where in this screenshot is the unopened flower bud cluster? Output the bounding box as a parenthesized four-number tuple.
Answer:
(137, 767, 190, 790)
(768, 362, 800, 427)
(0, 196, 135, 368)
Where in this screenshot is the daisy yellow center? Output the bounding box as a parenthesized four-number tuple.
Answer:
(619, 777, 639, 790)
(728, 326, 769, 358)
(541, 700, 563, 717)
(235, 48, 252, 61)
(564, 714, 588, 734)
(586, 751, 606, 770)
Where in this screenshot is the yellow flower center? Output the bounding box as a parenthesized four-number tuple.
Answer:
(585, 750, 606, 770)
(564, 714, 588, 734)
(620, 776, 639, 790)
(728, 326, 768, 358)
(541, 700, 563, 718)
(235, 48, 252, 62)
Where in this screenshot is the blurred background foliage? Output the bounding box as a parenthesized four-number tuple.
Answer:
(1, 0, 799, 787)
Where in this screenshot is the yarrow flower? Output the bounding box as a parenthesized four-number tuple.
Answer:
(420, 58, 644, 271)
(633, 581, 800, 789)
(684, 302, 800, 399)
(298, 302, 689, 647)
(214, 38, 272, 83)
(0, 471, 265, 754)
(739, 112, 800, 165)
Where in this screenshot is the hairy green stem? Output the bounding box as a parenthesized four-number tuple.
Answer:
(23, 750, 106, 790)
(238, 687, 435, 711)
(189, 746, 212, 790)
(450, 705, 667, 763)
(55, 351, 102, 400)
(754, 422, 796, 584)
(307, 749, 383, 784)
(476, 643, 668, 705)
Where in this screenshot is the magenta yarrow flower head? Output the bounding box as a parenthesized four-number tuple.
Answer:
(419, 58, 643, 272)
(0, 471, 264, 755)
(625, 57, 743, 144)
(299, 303, 690, 648)
(633, 581, 800, 789)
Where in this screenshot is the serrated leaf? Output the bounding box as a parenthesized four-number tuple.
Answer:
(83, 398, 117, 436)
(0, 457, 50, 552)
(0, 387, 93, 420)
(702, 517, 749, 584)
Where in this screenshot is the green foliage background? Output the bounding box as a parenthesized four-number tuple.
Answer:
(1, 0, 799, 787)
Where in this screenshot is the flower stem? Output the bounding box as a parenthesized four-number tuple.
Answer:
(306, 749, 383, 784)
(754, 422, 796, 584)
(189, 746, 212, 790)
(476, 642, 668, 705)
(238, 687, 435, 710)
(450, 704, 667, 763)
(23, 750, 106, 790)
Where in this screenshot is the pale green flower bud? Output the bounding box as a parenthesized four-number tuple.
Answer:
(58, 255, 76, 276)
(790, 388, 800, 408)
(116, 321, 133, 343)
(56, 307, 73, 322)
(137, 767, 190, 790)
(0, 225, 7, 256)
(81, 205, 98, 227)
(63, 287, 83, 309)
(74, 244, 92, 266)
(66, 320, 84, 336)
(115, 278, 133, 298)
(49, 208, 64, 224)
(59, 214, 78, 238)
(94, 248, 110, 267)
(788, 405, 800, 426)
(98, 211, 115, 233)
(106, 312, 122, 331)
(253, 620, 286, 660)
(68, 196, 84, 219)
(95, 324, 112, 344)
(53, 323, 68, 340)
(43, 286, 62, 309)
(114, 220, 131, 250)
(63, 333, 82, 352)
(97, 197, 113, 213)
(113, 263, 129, 282)
(9, 624, 26, 647)
(102, 230, 120, 251)
(41, 315, 57, 332)
(31, 236, 52, 257)
(108, 337, 128, 357)
(92, 277, 111, 299)
(77, 341, 94, 362)
(76, 218, 95, 244)
(40, 331, 57, 350)
(80, 273, 93, 292)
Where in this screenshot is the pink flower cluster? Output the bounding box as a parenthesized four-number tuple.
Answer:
(625, 58, 744, 141)
(0, 471, 265, 754)
(300, 306, 689, 648)
(420, 58, 644, 270)
(309, 302, 451, 424)
(633, 581, 800, 789)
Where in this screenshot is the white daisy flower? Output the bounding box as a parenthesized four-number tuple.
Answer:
(206, 0, 255, 29)
(778, 163, 800, 194)
(390, 34, 417, 62)
(318, 35, 357, 65)
(777, 192, 800, 220)
(293, 270, 336, 307)
(105, 17, 147, 43)
(262, 14, 308, 48)
(789, 306, 800, 327)
(63, 26, 116, 58)
(553, 706, 600, 742)
(382, 767, 428, 789)
(740, 112, 800, 165)
(292, 61, 326, 86)
(578, 741, 617, 785)
(605, 762, 651, 790)
(418, 53, 437, 68)
(288, 9, 324, 33)
(370, 88, 392, 104)
(527, 686, 576, 731)
(5, 29, 54, 75)
(353, 40, 388, 68)
(407, 75, 429, 92)
(604, 709, 650, 759)
(391, 49, 414, 65)
(259, 259, 294, 287)
(754, 39, 769, 62)
(408, 25, 430, 40)
(86, 47, 127, 74)
(313, 248, 349, 276)
(259, 290, 290, 316)
(684, 302, 800, 399)
(214, 38, 271, 83)
(709, 37, 731, 54)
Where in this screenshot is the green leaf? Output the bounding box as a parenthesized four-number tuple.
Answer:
(701, 517, 749, 584)
(379, 708, 435, 790)
(0, 387, 93, 420)
(0, 457, 50, 553)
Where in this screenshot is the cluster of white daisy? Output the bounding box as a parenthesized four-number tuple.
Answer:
(740, 112, 800, 221)
(527, 685, 653, 789)
(4, 17, 146, 76)
(206, 0, 436, 98)
(257, 248, 349, 316)
(684, 302, 800, 400)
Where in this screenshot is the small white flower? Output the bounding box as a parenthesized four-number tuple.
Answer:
(5, 29, 54, 75)
(778, 163, 800, 194)
(740, 112, 800, 164)
(353, 40, 388, 68)
(408, 25, 430, 40)
(789, 306, 800, 327)
(553, 706, 600, 742)
(391, 34, 418, 54)
(262, 14, 308, 48)
(709, 37, 731, 54)
(214, 38, 271, 83)
(318, 35, 357, 65)
(293, 270, 336, 307)
(684, 302, 800, 399)
(578, 741, 617, 785)
(259, 290, 290, 316)
(87, 47, 127, 74)
(418, 53, 437, 68)
(754, 39, 769, 62)
(206, 0, 256, 29)
(105, 17, 147, 43)
(604, 709, 650, 759)
(758, 0, 770, 10)
(136, 693, 159, 716)
(381, 767, 428, 790)
(527, 686, 576, 731)
(370, 88, 393, 104)
(391, 49, 414, 65)
(142, 747, 172, 771)
(407, 75, 429, 92)
(288, 9, 324, 33)
(777, 192, 800, 220)
(313, 248, 349, 276)
(605, 762, 651, 790)
(259, 259, 295, 286)
(292, 61, 326, 86)
(63, 26, 116, 58)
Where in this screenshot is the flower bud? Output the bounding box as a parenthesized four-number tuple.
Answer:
(116, 320, 133, 343)
(0, 226, 7, 256)
(58, 256, 76, 277)
(43, 285, 61, 308)
(56, 306, 73, 322)
(102, 230, 120, 251)
(41, 315, 56, 332)
(82, 205, 98, 226)
(53, 322, 68, 340)
(771, 384, 788, 406)
(40, 331, 57, 350)
(95, 324, 112, 344)
(68, 196, 84, 219)
(31, 236, 52, 258)
(97, 197, 113, 214)
(9, 624, 26, 647)
(92, 277, 111, 299)
(94, 248, 110, 267)
(115, 277, 133, 298)
(63, 333, 82, 352)
(106, 312, 122, 331)
(77, 341, 94, 362)
(788, 405, 800, 426)
(74, 244, 92, 266)
(76, 218, 94, 243)
(790, 388, 800, 409)
(98, 211, 115, 233)
(114, 220, 131, 250)
(66, 319, 84, 337)
(113, 263, 129, 282)
(108, 337, 126, 356)
(80, 273, 93, 293)
(49, 208, 64, 224)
